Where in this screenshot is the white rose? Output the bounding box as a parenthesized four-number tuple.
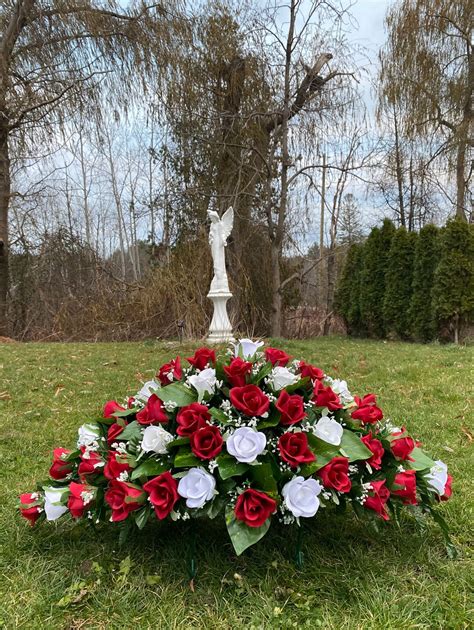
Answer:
(313, 416, 343, 446)
(233, 338, 264, 359)
(282, 476, 322, 518)
(268, 366, 298, 390)
(226, 427, 267, 463)
(178, 467, 216, 508)
(136, 380, 160, 401)
(43, 486, 69, 521)
(329, 379, 353, 403)
(141, 425, 174, 454)
(426, 460, 448, 495)
(188, 367, 217, 400)
(77, 423, 101, 448)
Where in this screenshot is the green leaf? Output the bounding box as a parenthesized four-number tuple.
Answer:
(407, 447, 435, 471)
(166, 436, 190, 449)
(112, 407, 139, 418)
(209, 407, 233, 424)
(156, 382, 197, 407)
(134, 506, 151, 529)
(257, 408, 281, 430)
(299, 460, 319, 477)
(250, 361, 273, 385)
(306, 434, 339, 469)
(119, 421, 143, 442)
(130, 458, 168, 480)
(339, 430, 372, 461)
(427, 506, 458, 558)
(173, 446, 200, 468)
(216, 453, 249, 480)
(285, 376, 310, 393)
(225, 508, 271, 555)
(249, 462, 278, 495)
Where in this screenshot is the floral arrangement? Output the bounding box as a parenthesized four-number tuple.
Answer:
(19, 340, 454, 558)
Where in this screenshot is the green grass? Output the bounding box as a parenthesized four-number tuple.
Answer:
(0, 338, 472, 629)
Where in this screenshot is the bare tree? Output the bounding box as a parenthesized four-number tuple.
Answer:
(0, 0, 183, 334)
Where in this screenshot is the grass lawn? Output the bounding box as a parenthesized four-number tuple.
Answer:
(0, 337, 472, 629)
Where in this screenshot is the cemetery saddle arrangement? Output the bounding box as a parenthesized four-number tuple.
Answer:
(19, 340, 454, 560)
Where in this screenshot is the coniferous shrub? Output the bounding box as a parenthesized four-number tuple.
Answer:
(383, 227, 417, 338)
(360, 219, 396, 337)
(334, 243, 365, 335)
(409, 224, 439, 342)
(432, 218, 474, 343)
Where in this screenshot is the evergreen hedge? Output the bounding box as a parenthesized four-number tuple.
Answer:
(335, 217, 473, 343)
(409, 224, 439, 342)
(432, 219, 474, 344)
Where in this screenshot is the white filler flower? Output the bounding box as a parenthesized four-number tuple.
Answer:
(188, 367, 217, 400)
(77, 423, 101, 448)
(136, 380, 160, 402)
(233, 338, 264, 359)
(43, 486, 69, 521)
(425, 460, 448, 495)
(178, 468, 216, 508)
(268, 366, 298, 390)
(141, 425, 174, 454)
(226, 426, 267, 463)
(282, 476, 322, 518)
(313, 416, 343, 446)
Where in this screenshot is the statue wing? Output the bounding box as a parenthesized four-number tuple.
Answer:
(221, 206, 234, 242)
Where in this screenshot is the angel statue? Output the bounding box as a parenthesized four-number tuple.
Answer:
(208, 207, 234, 294)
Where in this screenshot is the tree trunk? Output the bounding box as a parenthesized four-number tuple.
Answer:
(0, 123, 10, 336)
(270, 240, 282, 337)
(455, 120, 468, 221)
(323, 246, 336, 335)
(393, 110, 406, 227)
(453, 312, 459, 345)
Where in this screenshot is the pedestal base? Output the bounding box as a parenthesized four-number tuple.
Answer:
(207, 291, 234, 343)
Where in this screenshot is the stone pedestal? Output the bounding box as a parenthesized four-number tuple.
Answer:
(207, 290, 234, 343)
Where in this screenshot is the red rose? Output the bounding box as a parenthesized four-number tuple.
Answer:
(190, 424, 223, 460)
(104, 452, 132, 481)
(49, 447, 73, 480)
(224, 357, 253, 387)
(186, 348, 216, 371)
(351, 394, 383, 424)
(391, 470, 417, 505)
(157, 356, 182, 386)
(68, 481, 95, 519)
(276, 390, 306, 426)
(78, 447, 105, 480)
(391, 434, 415, 461)
(364, 479, 390, 520)
(441, 475, 453, 501)
(19, 492, 42, 526)
(103, 400, 125, 420)
(313, 380, 342, 411)
(265, 347, 291, 367)
(299, 361, 324, 381)
(234, 488, 277, 528)
(136, 394, 168, 425)
(278, 432, 315, 468)
(105, 480, 145, 522)
(143, 472, 179, 519)
(176, 403, 210, 437)
(107, 422, 126, 445)
(318, 456, 351, 493)
(360, 434, 384, 470)
(230, 384, 269, 417)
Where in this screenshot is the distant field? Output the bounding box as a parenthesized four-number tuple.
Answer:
(0, 338, 472, 629)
